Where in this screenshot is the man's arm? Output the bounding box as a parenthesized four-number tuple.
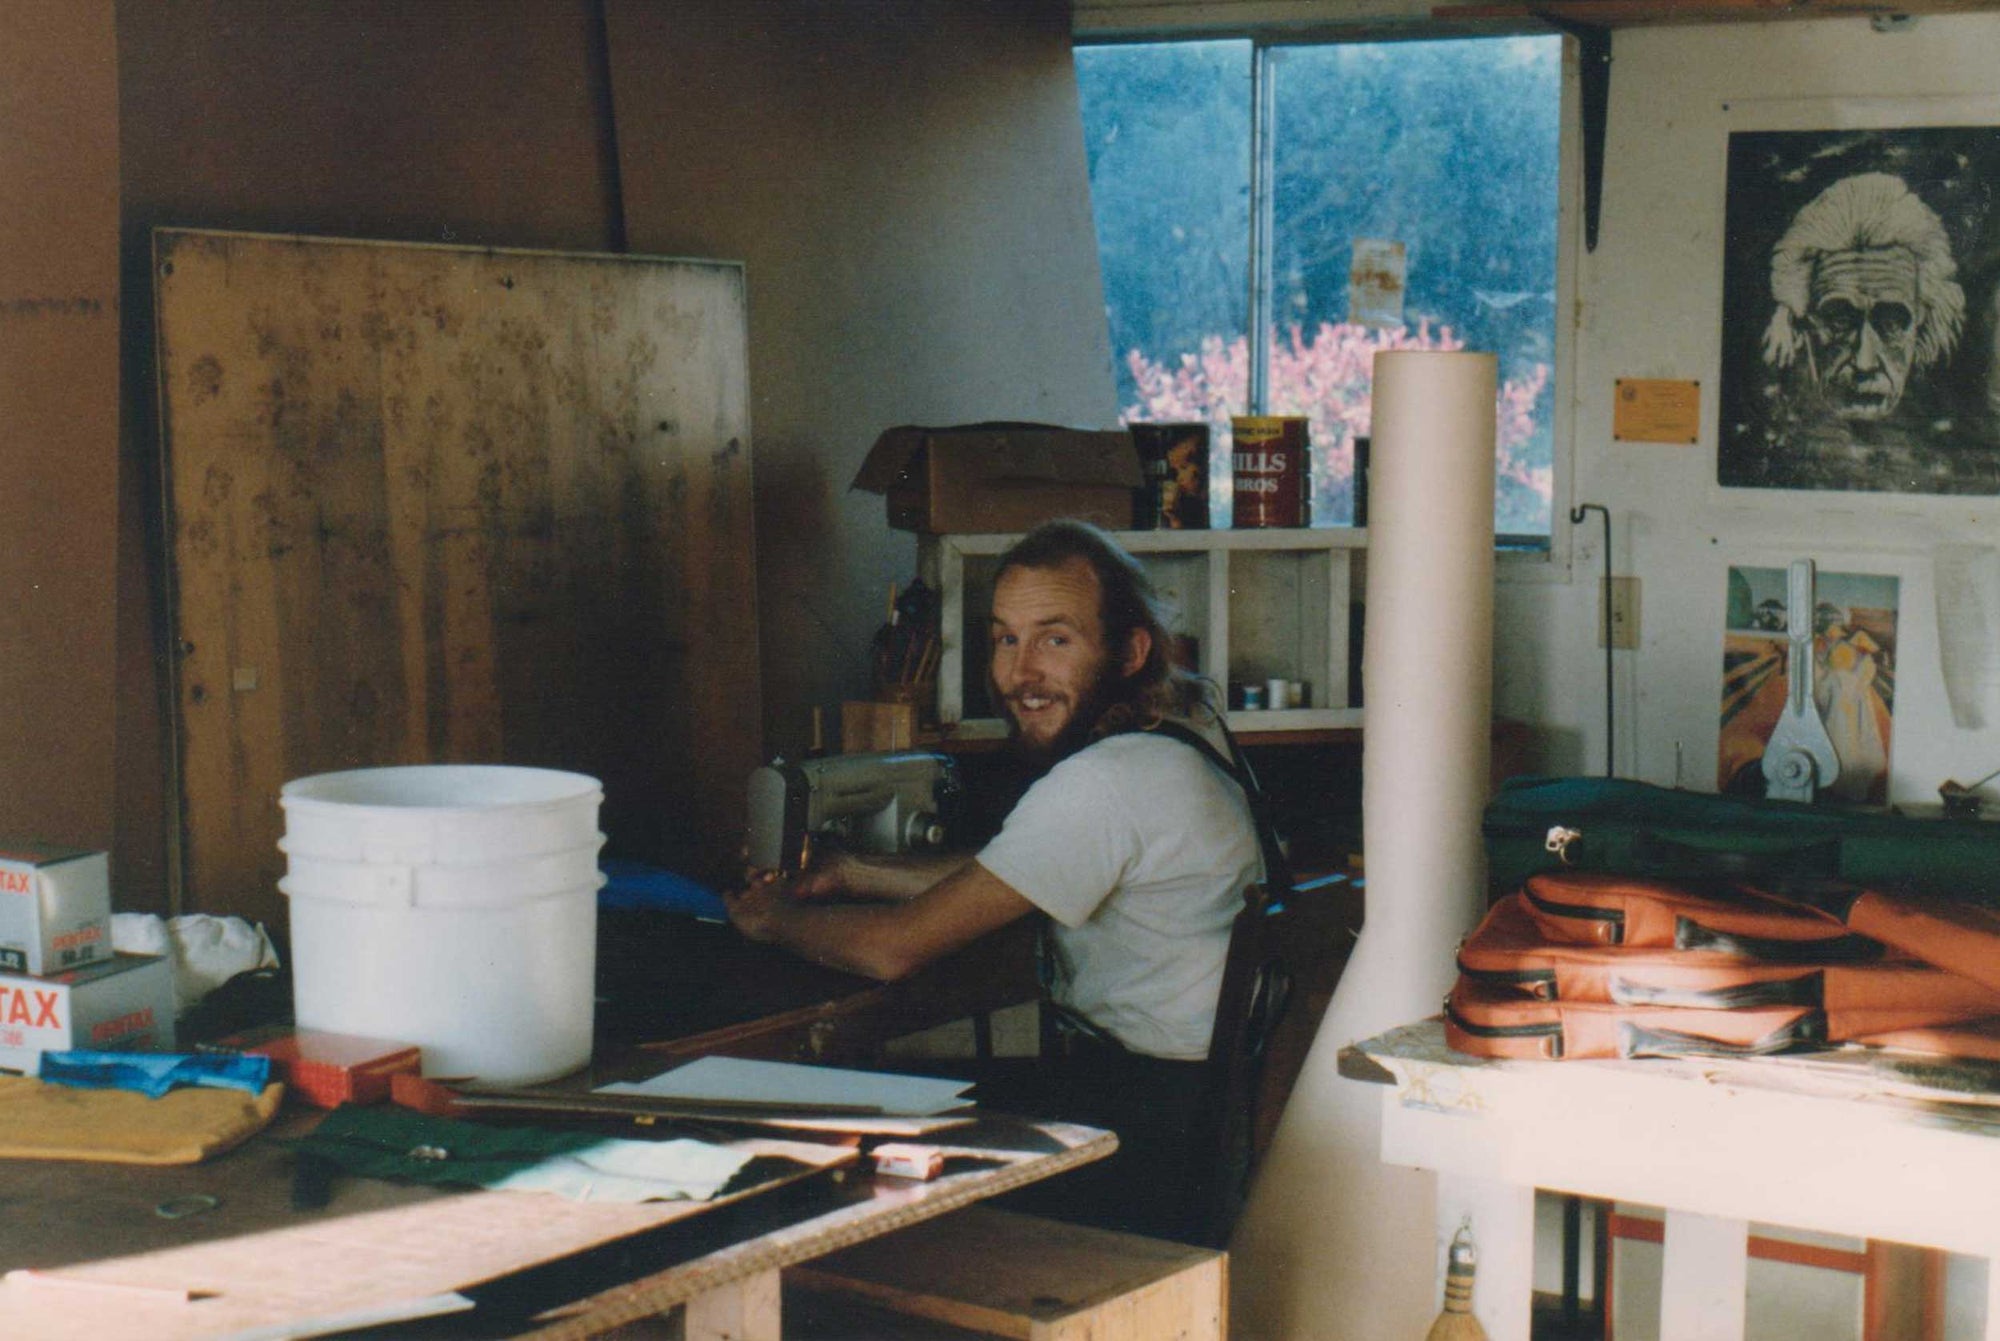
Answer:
(790, 850, 977, 902)
(725, 860, 1035, 981)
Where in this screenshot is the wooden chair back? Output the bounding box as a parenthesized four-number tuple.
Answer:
(1193, 872, 1365, 1246)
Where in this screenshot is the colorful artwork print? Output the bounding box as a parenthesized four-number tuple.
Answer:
(1720, 566, 1900, 803)
(1718, 126, 2000, 495)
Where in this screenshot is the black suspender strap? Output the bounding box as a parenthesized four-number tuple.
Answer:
(1144, 717, 1295, 903)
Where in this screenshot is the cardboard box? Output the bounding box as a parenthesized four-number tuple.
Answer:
(853, 423, 1144, 534)
(0, 843, 111, 975)
(0, 953, 175, 1072)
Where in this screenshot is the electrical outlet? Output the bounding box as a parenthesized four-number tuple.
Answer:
(1599, 576, 1640, 649)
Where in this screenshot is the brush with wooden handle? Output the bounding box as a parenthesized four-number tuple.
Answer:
(1425, 1222, 1488, 1340)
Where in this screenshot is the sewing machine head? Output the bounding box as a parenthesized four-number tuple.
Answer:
(746, 751, 959, 873)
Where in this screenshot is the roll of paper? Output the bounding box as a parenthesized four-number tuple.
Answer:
(1231, 351, 1497, 1340)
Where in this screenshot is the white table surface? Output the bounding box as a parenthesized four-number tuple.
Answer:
(1345, 1017, 2000, 1341)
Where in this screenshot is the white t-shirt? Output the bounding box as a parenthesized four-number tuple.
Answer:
(975, 729, 1263, 1060)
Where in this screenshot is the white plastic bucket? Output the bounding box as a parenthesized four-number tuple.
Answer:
(278, 765, 606, 1087)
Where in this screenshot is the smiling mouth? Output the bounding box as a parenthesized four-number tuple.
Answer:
(1007, 691, 1064, 722)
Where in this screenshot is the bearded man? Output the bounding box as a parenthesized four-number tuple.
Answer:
(725, 518, 1264, 1239)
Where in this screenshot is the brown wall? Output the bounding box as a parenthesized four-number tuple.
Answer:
(89, 0, 1112, 911)
(0, 3, 122, 859)
(606, 0, 1116, 758)
(115, 0, 622, 912)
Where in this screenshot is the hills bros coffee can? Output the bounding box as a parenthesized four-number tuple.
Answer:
(1231, 416, 1310, 528)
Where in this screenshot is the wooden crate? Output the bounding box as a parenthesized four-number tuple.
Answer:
(786, 1206, 1225, 1341)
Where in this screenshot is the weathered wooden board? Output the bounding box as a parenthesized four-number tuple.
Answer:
(154, 229, 758, 927)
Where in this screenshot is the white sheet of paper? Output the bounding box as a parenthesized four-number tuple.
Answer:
(485, 1137, 752, 1203)
(1935, 545, 2000, 729)
(597, 1056, 974, 1116)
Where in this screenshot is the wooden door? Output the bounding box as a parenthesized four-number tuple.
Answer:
(154, 229, 758, 929)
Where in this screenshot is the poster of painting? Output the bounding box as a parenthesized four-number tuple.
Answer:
(1720, 566, 1899, 803)
(1718, 126, 2000, 494)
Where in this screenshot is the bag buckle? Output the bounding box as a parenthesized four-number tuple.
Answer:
(1544, 826, 1583, 864)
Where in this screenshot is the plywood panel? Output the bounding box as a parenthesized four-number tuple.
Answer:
(154, 229, 757, 926)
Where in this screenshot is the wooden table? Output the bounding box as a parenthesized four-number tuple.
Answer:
(0, 1106, 1113, 1340)
(0, 911, 1059, 1338)
(1344, 1018, 2000, 1341)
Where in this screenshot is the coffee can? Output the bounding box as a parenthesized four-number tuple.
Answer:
(1230, 416, 1311, 529)
(1130, 422, 1211, 530)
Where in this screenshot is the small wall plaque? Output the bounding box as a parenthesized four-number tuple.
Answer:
(1613, 378, 1700, 444)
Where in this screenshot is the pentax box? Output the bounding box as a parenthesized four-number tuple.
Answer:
(0, 953, 175, 1073)
(0, 843, 112, 975)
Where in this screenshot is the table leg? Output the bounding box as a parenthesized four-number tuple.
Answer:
(684, 1267, 781, 1341)
(1659, 1209, 1747, 1341)
(1437, 1174, 1536, 1341)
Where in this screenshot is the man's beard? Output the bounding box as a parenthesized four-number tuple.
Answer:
(999, 659, 1123, 773)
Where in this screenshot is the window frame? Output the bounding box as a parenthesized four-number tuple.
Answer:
(1073, 28, 1581, 575)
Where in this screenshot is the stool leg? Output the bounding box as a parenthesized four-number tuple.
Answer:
(1983, 1251, 2000, 1341)
(686, 1268, 781, 1341)
(1659, 1210, 1746, 1341)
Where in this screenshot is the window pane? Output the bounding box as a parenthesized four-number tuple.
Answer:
(1077, 40, 1252, 524)
(1268, 37, 1562, 534)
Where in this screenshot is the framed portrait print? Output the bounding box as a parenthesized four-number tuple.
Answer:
(1719, 125, 2000, 494)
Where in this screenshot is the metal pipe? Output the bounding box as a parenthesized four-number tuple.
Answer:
(1570, 503, 1613, 778)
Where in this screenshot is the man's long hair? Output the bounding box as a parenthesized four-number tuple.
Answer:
(994, 519, 1211, 740)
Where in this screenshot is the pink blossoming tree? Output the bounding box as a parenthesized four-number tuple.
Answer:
(1124, 321, 1553, 532)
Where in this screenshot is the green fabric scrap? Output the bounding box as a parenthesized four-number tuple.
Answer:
(285, 1106, 601, 1187)
(285, 1105, 752, 1201)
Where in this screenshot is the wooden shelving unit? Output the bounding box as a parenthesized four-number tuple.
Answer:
(920, 528, 1367, 739)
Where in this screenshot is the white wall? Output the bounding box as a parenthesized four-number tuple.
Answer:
(1498, 23, 2000, 1332)
(1498, 14, 2000, 808)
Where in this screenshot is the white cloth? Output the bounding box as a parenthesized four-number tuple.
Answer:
(485, 1137, 752, 1203)
(976, 729, 1262, 1060)
(110, 914, 281, 1017)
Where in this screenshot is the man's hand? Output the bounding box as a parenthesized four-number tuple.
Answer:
(737, 853, 852, 902)
(723, 876, 787, 943)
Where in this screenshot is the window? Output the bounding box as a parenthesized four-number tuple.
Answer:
(1076, 34, 1564, 542)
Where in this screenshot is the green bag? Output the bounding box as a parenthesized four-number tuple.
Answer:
(1483, 776, 2000, 906)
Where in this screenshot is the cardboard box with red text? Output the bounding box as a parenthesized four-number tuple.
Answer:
(0, 843, 111, 975)
(0, 954, 175, 1073)
(853, 424, 1144, 534)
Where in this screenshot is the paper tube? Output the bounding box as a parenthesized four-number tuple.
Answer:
(1230, 351, 1497, 1340)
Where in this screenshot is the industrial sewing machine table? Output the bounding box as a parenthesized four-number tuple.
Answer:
(1346, 1017, 2000, 1341)
(594, 910, 1042, 1067)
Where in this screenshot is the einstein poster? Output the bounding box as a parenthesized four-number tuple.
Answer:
(1719, 127, 2000, 494)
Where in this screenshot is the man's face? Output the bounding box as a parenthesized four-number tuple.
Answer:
(988, 557, 1140, 764)
(1805, 247, 1922, 420)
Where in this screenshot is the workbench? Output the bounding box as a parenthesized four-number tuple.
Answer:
(1344, 1018, 2000, 1341)
(0, 1104, 1113, 1339)
(0, 911, 1076, 1340)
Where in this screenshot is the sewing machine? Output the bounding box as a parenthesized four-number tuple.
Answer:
(745, 751, 960, 873)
